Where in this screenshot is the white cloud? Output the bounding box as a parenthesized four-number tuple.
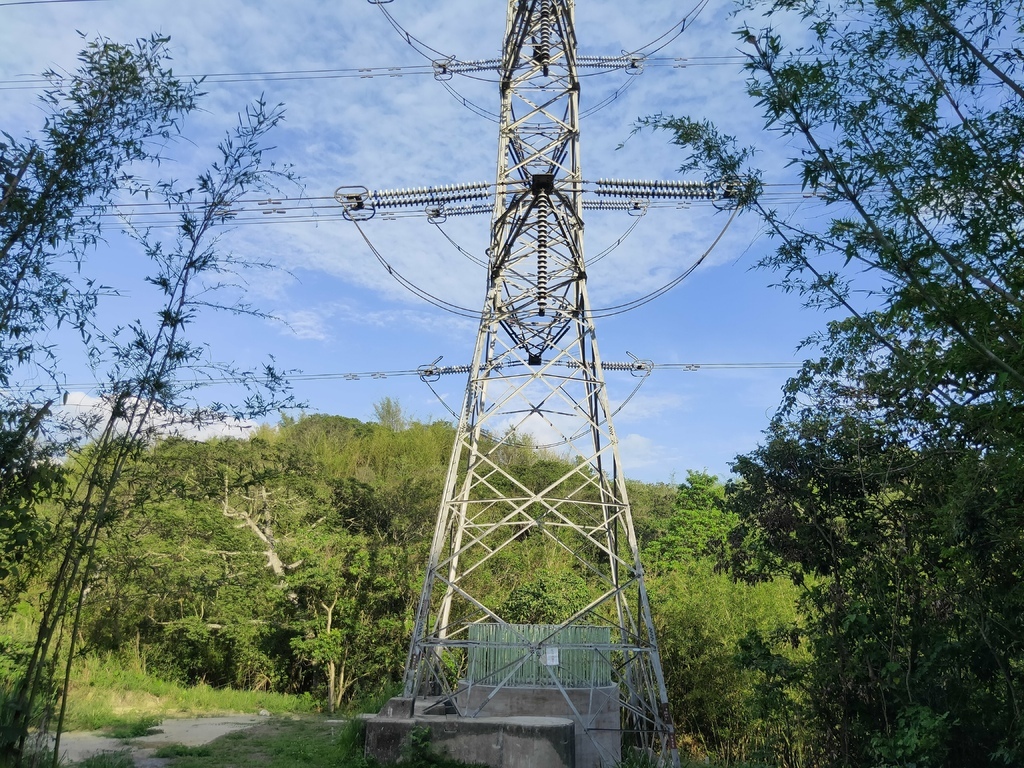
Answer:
(58, 390, 257, 442)
(611, 390, 689, 423)
(275, 309, 333, 341)
(3, 0, 820, 481)
(272, 300, 476, 343)
(617, 433, 680, 474)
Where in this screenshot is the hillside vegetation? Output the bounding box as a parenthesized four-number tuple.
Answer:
(1, 411, 802, 765)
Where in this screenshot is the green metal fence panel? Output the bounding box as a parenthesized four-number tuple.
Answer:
(466, 623, 613, 688)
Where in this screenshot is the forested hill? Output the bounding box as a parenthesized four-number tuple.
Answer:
(72, 413, 458, 707)
(10, 395, 1024, 766)
(4, 410, 803, 762)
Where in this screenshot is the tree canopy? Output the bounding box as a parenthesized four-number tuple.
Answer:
(648, 0, 1024, 764)
(0, 34, 297, 764)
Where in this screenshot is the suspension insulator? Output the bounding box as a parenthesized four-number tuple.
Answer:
(534, 0, 553, 76)
(535, 191, 550, 316)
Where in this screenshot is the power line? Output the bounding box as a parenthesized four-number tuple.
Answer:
(0, 56, 767, 92)
(0, 0, 109, 6)
(66, 183, 819, 230)
(0, 63, 437, 91)
(5, 360, 803, 398)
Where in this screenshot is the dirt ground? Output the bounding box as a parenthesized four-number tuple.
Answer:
(53, 716, 265, 767)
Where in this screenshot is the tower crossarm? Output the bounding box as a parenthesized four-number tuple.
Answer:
(432, 53, 645, 79)
(336, 178, 725, 221)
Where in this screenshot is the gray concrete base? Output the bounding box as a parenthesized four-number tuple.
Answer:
(458, 684, 621, 768)
(364, 697, 574, 768)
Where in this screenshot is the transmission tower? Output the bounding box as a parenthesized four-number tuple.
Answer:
(341, 2, 720, 766)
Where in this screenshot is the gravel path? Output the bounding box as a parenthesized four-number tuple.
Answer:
(53, 716, 266, 766)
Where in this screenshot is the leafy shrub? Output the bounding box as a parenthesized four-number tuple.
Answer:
(498, 569, 590, 624)
(649, 560, 808, 765)
(153, 743, 213, 757)
(104, 715, 162, 739)
(75, 752, 136, 768)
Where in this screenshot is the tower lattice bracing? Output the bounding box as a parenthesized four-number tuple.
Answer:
(337, 2, 725, 765)
(405, 2, 676, 765)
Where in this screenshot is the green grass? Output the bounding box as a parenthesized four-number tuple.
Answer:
(63, 654, 317, 731)
(149, 718, 366, 768)
(153, 744, 213, 758)
(102, 714, 162, 739)
(140, 718, 486, 768)
(74, 752, 136, 768)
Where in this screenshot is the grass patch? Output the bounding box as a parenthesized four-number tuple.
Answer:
(153, 718, 362, 768)
(153, 744, 214, 758)
(148, 718, 484, 768)
(74, 752, 136, 768)
(103, 714, 162, 739)
(63, 654, 317, 731)
(342, 683, 400, 717)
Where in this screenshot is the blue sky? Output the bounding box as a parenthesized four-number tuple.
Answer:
(2, 0, 832, 482)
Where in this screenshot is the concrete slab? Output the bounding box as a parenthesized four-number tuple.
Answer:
(458, 685, 621, 768)
(365, 701, 575, 768)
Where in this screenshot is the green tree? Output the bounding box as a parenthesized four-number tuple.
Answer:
(372, 396, 407, 432)
(0, 34, 200, 625)
(70, 415, 439, 712)
(645, 0, 1024, 764)
(644, 471, 735, 570)
(0, 407, 62, 612)
(2, 47, 295, 763)
(0, 34, 199, 389)
(649, 562, 807, 766)
(80, 436, 289, 690)
(0, 35, 202, 764)
(288, 535, 409, 713)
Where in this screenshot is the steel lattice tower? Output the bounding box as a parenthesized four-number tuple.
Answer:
(339, 2, 723, 765)
(410, 1, 676, 762)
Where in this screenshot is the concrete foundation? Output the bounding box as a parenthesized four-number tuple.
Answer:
(457, 684, 621, 768)
(364, 697, 575, 768)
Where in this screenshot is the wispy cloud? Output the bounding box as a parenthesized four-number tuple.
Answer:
(58, 391, 257, 442)
(612, 390, 689, 423)
(2, 0, 821, 480)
